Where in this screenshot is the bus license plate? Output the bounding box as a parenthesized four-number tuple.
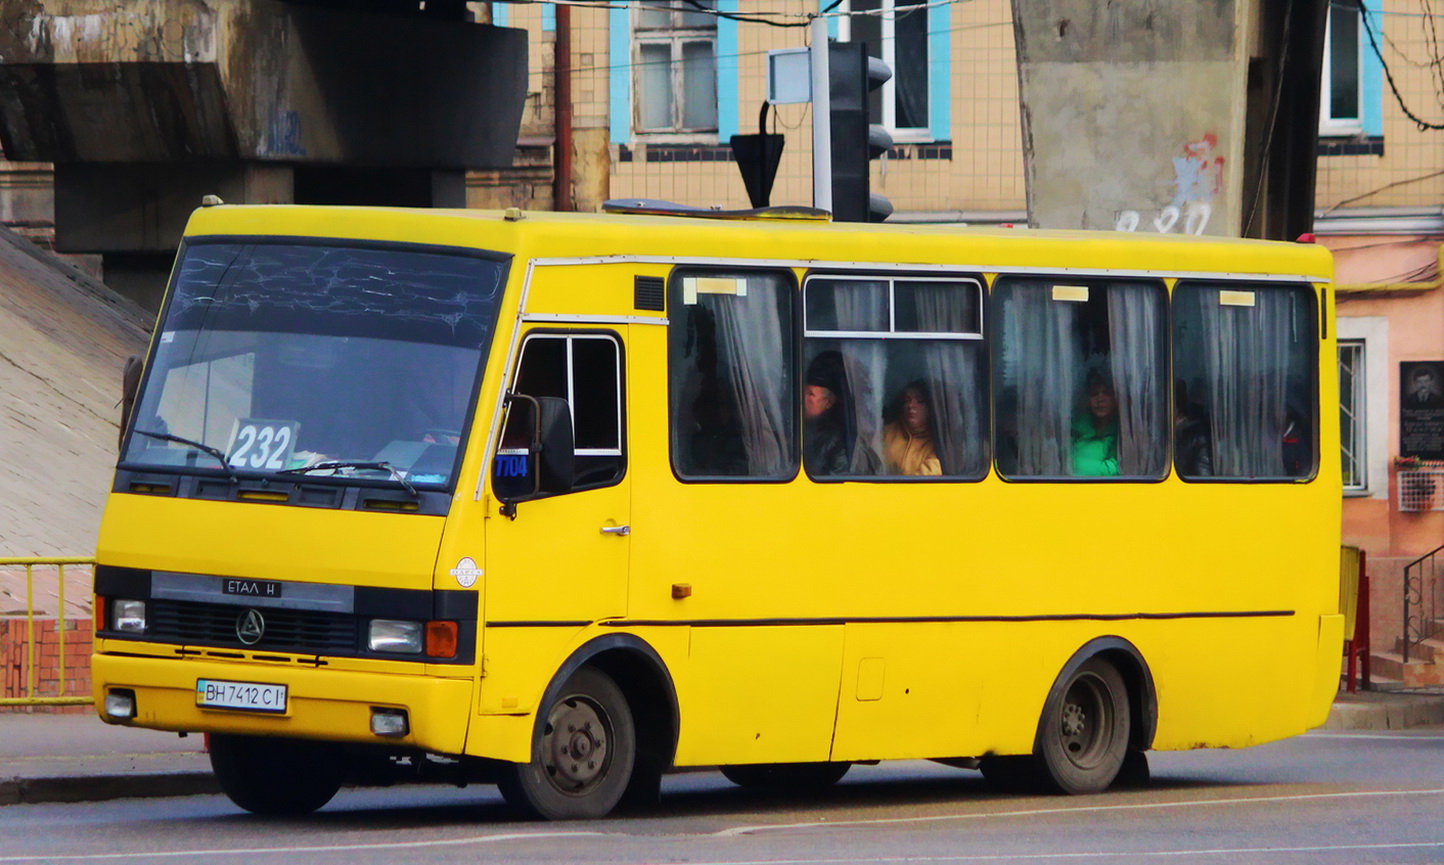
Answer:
(196, 679, 287, 713)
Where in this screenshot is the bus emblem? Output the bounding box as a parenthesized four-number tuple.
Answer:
(450, 556, 483, 588)
(237, 609, 266, 645)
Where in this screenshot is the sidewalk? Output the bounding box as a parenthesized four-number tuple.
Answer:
(0, 714, 215, 805)
(2, 690, 1441, 807)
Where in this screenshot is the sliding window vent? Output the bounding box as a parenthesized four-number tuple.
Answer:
(634, 276, 665, 312)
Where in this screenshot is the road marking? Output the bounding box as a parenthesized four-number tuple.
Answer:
(0, 831, 608, 862)
(714, 787, 1444, 835)
(1307, 732, 1444, 740)
(535, 841, 1444, 863)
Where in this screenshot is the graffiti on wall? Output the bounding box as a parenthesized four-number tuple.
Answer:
(1116, 133, 1225, 235)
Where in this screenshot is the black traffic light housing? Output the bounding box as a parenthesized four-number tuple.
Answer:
(828, 42, 893, 223)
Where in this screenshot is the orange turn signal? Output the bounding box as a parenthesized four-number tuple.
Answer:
(425, 620, 458, 659)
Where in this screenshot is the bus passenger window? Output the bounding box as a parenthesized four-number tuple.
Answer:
(993, 279, 1168, 480)
(669, 270, 796, 480)
(495, 332, 624, 495)
(1172, 283, 1317, 480)
(803, 276, 988, 480)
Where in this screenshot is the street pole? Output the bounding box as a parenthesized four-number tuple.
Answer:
(810, 15, 832, 214)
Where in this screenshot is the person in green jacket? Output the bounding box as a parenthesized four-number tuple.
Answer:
(1072, 370, 1120, 477)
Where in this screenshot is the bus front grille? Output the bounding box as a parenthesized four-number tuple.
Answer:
(147, 599, 359, 654)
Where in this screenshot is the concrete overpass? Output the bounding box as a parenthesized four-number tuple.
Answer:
(0, 0, 528, 309)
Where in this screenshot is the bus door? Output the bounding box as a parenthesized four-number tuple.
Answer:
(483, 327, 631, 642)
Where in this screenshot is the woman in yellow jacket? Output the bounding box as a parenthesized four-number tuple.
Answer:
(883, 381, 942, 476)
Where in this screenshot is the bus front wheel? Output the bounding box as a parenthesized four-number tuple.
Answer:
(209, 733, 346, 815)
(498, 666, 636, 820)
(1037, 657, 1130, 794)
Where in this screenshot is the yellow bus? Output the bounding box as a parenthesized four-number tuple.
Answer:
(93, 202, 1343, 819)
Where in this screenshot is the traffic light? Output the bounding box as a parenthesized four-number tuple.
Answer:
(828, 42, 893, 223)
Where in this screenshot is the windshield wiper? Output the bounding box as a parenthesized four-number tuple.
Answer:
(131, 429, 237, 482)
(277, 461, 417, 497)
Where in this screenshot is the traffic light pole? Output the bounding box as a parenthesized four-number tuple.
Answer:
(809, 15, 832, 214)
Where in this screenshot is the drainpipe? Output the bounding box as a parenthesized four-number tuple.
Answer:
(552, 3, 574, 212)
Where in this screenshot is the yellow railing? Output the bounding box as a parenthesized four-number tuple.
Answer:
(0, 557, 95, 707)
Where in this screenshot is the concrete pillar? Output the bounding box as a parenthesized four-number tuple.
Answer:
(1010, 0, 1325, 238)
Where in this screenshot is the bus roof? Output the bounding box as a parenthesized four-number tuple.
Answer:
(182, 204, 1335, 283)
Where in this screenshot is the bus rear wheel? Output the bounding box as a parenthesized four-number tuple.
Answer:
(209, 734, 346, 815)
(1037, 657, 1130, 794)
(720, 761, 851, 793)
(498, 666, 636, 820)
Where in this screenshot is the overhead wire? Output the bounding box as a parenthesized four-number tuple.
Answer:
(1356, 0, 1444, 130)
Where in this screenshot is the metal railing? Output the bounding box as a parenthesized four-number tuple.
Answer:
(1403, 543, 1444, 664)
(0, 557, 94, 707)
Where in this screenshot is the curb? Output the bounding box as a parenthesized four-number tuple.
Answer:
(1321, 695, 1444, 731)
(0, 772, 219, 806)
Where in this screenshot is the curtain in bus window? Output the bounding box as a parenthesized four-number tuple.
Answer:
(1194, 287, 1292, 477)
(833, 282, 888, 473)
(911, 283, 986, 476)
(670, 270, 796, 479)
(1178, 284, 1316, 476)
(998, 282, 1081, 476)
(713, 282, 790, 475)
(1105, 283, 1168, 476)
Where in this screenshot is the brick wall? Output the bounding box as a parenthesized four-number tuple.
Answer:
(1, 617, 92, 713)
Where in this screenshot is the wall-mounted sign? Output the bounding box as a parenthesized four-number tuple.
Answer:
(1400, 361, 1444, 460)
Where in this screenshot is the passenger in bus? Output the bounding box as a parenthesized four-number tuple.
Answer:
(804, 351, 850, 476)
(883, 380, 941, 476)
(1071, 370, 1120, 477)
(1173, 379, 1212, 477)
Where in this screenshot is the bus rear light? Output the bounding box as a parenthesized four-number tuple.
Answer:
(425, 621, 458, 659)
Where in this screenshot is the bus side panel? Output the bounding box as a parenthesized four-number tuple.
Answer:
(672, 625, 844, 766)
(464, 626, 691, 763)
(1145, 615, 1319, 750)
(831, 622, 987, 761)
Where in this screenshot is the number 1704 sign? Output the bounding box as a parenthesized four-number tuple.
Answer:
(227, 419, 300, 470)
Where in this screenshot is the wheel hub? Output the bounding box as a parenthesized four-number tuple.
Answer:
(1059, 676, 1108, 766)
(541, 696, 611, 792)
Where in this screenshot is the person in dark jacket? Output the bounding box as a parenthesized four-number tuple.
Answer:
(1173, 379, 1213, 477)
(804, 351, 850, 476)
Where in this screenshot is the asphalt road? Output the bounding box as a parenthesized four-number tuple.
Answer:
(1, 729, 1442, 865)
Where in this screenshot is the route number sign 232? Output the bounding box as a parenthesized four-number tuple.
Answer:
(227, 419, 300, 470)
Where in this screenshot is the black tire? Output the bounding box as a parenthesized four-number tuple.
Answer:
(720, 761, 851, 793)
(497, 666, 636, 820)
(208, 734, 346, 816)
(1036, 657, 1130, 794)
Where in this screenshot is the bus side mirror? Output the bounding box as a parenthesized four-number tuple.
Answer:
(120, 354, 143, 450)
(494, 394, 574, 517)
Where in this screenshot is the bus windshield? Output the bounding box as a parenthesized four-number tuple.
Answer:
(121, 241, 507, 491)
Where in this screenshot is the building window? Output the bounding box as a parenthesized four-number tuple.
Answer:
(1320, 0, 1383, 139)
(634, 1, 718, 135)
(840, 0, 931, 140)
(1340, 340, 1366, 491)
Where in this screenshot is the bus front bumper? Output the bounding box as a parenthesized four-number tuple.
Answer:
(91, 652, 474, 755)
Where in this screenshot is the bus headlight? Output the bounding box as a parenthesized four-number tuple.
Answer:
(368, 619, 423, 654)
(112, 599, 148, 633)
